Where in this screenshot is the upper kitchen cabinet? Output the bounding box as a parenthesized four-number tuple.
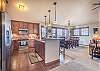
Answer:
(11, 20, 40, 38)
(11, 20, 19, 34)
(23, 22, 28, 29)
(34, 23, 39, 35)
(19, 21, 23, 29)
(19, 22, 28, 29)
(28, 23, 34, 34)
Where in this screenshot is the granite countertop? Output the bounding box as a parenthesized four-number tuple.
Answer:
(43, 38, 63, 40)
(35, 39, 45, 43)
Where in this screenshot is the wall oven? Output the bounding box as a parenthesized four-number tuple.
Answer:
(18, 39, 28, 48)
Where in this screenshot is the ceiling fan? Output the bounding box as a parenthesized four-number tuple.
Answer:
(92, 1, 100, 10)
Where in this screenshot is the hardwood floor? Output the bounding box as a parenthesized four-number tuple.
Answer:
(10, 49, 60, 71)
(11, 47, 100, 71)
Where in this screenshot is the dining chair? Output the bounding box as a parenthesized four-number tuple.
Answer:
(59, 39, 66, 55)
(91, 40, 100, 59)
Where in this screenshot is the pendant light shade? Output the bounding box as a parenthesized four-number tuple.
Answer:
(53, 2, 57, 24)
(48, 9, 51, 26)
(53, 2, 57, 21)
(44, 16, 47, 27)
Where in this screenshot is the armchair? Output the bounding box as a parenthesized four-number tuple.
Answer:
(91, 39, 100, 59)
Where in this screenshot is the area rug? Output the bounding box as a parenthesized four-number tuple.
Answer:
(49, 61, 98, 71)
(28, 52, 43, 64)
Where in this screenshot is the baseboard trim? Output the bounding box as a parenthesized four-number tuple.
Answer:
(79, 44, 89, 46)
(45, 59, 60, 70)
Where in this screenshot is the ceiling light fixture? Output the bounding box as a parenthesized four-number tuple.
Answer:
(16, 0, 28, 11)
(18, 3, 24, 9)
(16, 3, 25, 10)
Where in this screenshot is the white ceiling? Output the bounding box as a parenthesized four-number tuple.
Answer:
(7, 0, 99, 26)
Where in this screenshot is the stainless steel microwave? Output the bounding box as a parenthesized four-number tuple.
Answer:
(19, 29, 28, 35)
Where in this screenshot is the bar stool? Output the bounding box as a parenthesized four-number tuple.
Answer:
(59, 39, 66, 55)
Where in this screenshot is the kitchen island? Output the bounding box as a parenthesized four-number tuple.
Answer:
(35, 38, 60, 64)
(45, 38, 60, 63)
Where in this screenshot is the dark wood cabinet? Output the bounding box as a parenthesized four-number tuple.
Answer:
(12, 40, 19, 50)
(35, 40, 45, 61)
(28, 23, 34, 34)
(11, 21, 19, 34)
(34, 23, 39, 34)
(19, 21, 23, 29)
(28, 39, 35, 48)
(19, 21, 28, 29)
(11, 20, 39, 35)
(11, 20, 40, 51)
(23, 22, 28, 29)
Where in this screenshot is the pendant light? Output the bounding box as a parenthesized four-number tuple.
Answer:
(53, 2, 57, 24)
(48, 9, 51, 26)
(47, 9, 52, 38)
(44, 16, 47, 27)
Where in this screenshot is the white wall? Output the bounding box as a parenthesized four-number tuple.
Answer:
(7, 0, 99, 45)
(99, 9, 100, 35)
(7, 0, 98, 26)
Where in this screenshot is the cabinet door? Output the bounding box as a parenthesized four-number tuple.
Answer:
(18, 21, 28, 29)
(28, 23, 34, 34)
(28, 40, 34, 48)
(13, 40, 19, 50)
(23, 22, 28, 29)
(11, 21, 19, 34)
(19, 21, 23, 29)
(33, 23, 39, 34)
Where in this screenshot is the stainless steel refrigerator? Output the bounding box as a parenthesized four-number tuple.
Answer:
(1, 12, 12, 71)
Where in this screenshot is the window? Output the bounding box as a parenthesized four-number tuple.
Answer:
(62, 29, 66, 37)
(73, 27, 89, 36)
(73, 28, 80, 36)
(52, 28, 57, 38)
(41, 26, 69, 38)
(57, 28, 63, 38)
(80, 27, 89, 36)
(41, 27, 46, 38)
(62, 29, 68, 38)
